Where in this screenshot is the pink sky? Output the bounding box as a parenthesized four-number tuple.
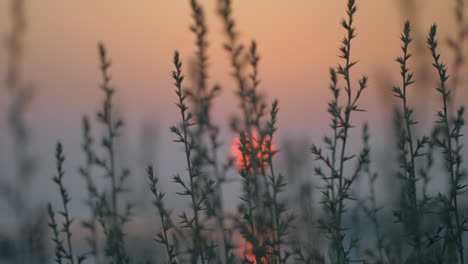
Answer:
(0, 0, 465, 211)
(0, 0, 460, 128)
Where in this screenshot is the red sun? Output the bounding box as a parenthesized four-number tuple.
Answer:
(230, 131, 275, 172)
(236, 235, 256, 263)
(235, 232, 273, 264)
(230, 131, 276, 263)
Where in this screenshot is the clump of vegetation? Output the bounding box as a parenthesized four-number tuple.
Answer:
(170, 48, 215, 264)
(96, 43, 132, 264)
(0, 0, 465, 264)
(1, 0, 49, 263)
(147, 165, 179, 264)
(48, 142, 86, 264)
(48, 44, 132, 264)
(391, 21, 439, 264)
(310, 1, 368, 262)
(428, 24, 467, 263)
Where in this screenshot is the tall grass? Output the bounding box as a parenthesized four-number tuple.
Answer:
(147, 165, 178, 264)
(391, 21, 431, 263)
(170, 49, 214, 264)
(2, 0, 48, 263)
(94, 43, 131, 264)
(428, 24, 467, 263)
(48, 142, 86, 264)
(24, 0, 468, 263)
(311, 1, 368, 263)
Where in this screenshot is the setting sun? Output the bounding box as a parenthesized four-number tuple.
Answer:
(231, 131, 275, 172)
(1, 0, 466, 263)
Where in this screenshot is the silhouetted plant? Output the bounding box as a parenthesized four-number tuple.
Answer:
(79, 115, 101, 262)
(218, 1, 292, 262)
(391, 21, 433, 263)
(147, 165, 178, 264)
(447, 0, 468, 101)
(185, 1, 234, 262)
(428, 24, 467, 264)
(92, 43, 132, 264)
(359, 124, 386, 264)
(170, 50, 214, 264)
(48, 203, 64, 264)
(311, 1, 368, 263)
(48, 142, 86, 264)
(29, 1, 468, 264)
(264, 100, 294, 264)
(218, 0, 251, 129)
(236, 130, 269, 264)
(1, 1, 47, 263)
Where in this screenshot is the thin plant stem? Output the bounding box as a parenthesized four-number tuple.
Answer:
(170, 50, 207, 264)
(428, 24, 465, 264)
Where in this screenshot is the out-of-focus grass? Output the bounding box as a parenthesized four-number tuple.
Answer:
(1, 0, 467, 264)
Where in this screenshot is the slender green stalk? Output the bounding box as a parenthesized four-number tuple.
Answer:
(400, 21, 418, 212)
(48, 203, 64, 264)
(335, 5, 365, 253)
(170, 50, 209, 264)
(187, 1, 231, 262)
(95, 43, 130, 264)
(329, 68, 340, 205)
(52, 143, 75, 264)
(427, 24, 465, 264)
(447, 0, 467, 102)
(237, 132, 265, 264)
(219, 2, 284, 262)
(218, 1, 267, 133)
(148, 166, 178, 264)
(189, 0, 208, 97)
(391, 21, 427, 262)
(267, 101, 281, 263)
(218, 0, 250, 127)
(50, 142, 86, 264)
(98, 44, 118, 223)
(265, 100, 293, 264)
(4, 1, 37, 262)
(5, 0, 26, 93)
(79, 116, 101, 262)
(359, 124, 385, 264)
(311, 1, 367, 263)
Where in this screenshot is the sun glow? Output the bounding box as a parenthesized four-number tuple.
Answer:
(230, 131, 276, 263)
(230, 131, 275, 172)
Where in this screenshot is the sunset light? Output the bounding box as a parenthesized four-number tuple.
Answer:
(231, 131, 275, 172)
(1, 0, 467, 263)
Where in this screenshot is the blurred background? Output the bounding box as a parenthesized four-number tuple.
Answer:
(0, 0, 467, 263)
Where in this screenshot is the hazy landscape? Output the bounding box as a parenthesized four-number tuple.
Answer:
(1, 0, 468, 263)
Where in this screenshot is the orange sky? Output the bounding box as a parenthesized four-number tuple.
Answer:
(0, 0, 460, 128)
(0, 0, 465, 210)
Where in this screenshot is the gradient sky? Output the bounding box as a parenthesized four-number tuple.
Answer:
(0, 0, 465, 216)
